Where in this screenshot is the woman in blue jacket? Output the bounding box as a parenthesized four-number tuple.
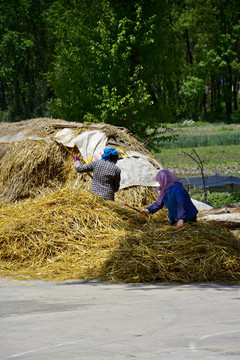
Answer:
(140, 169, 198, 228)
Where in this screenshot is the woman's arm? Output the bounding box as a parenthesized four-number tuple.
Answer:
(113, 170, 121, 192)
(74, 160, 94, 173)
(140, 201, 164, 217)
(147, 201, 164, 214)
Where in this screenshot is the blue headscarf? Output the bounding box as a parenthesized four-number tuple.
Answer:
(101, 147, 119, 161)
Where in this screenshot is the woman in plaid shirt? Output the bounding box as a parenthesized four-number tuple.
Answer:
(74, 148, 121, 200)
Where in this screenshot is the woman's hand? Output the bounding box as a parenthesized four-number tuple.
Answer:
(74, 160, 81, 170)
(140, 209, 150, 217)
(176, 219, 184, 228)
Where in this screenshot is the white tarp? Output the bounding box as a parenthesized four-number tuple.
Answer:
(117, 157, 160, 188)
(0, 126, 162, 189)
(55, 129, 215, 201)
(191, 198, 213, 211)
(54, 129, 108, 162)
(54, 128, 161, 189)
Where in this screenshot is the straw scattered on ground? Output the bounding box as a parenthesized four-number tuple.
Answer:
(1, 186, 240, 284)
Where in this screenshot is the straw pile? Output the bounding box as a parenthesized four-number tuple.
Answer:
(1, 186, 240, 283)
(0, 139, 66, 202)
(0, 118, 160, 204)
(0, 138, 156, 206)
(1, 118, 240, 284)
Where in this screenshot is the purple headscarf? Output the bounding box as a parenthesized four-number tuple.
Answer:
(153, 169, 182, 205)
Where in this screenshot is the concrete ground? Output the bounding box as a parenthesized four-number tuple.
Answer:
(0, 279, 240, 360)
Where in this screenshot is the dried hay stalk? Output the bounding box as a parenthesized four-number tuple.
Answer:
(0, 135, 158, 206)
(0, 118, 66, 138)
(0, 186, 240, 284)
(1, 118, 161, 204)
(0, 139, 68, 202)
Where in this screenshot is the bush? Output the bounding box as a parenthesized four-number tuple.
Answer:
(192, 191, 240, 208)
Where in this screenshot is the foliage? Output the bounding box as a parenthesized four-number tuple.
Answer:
(192, 191, 240, 208)
(45, 1, 155, 134)
(0, 0, 239, 134)
(0, 0, 53, 121)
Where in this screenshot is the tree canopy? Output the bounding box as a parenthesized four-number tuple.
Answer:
(0, 0, 239, 134)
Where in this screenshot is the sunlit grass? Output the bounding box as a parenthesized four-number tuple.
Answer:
(154, 144, 240, 176)
(155, 132, 240, 148)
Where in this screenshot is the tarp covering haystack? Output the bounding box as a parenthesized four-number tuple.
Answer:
(0, 118, 161, 204)
(1, 118, 240, 283)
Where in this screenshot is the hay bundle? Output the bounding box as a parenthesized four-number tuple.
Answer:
(0, 139, 66, 202)
(0, 135, 157, 206)
(0, 118, 160, 203)
(98, 225, 240, 283)
(0, 186, 240, 284)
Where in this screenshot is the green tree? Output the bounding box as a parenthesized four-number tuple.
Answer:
(46, 1, 155, 134)
(0, 0, 53, 121)
(1, 0, 239, 128)
(173, 0, 240, 120)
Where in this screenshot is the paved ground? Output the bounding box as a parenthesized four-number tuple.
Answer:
(1, 279, 240, 360)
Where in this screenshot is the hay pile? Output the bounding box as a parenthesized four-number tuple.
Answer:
(1, 186, 240, 283)
(0, 118, 66, 202)
(0, 140, 66, 202)
(0, 135, 156, 205)
(0, 118, 159, 204)
(1, 118, 240, 284)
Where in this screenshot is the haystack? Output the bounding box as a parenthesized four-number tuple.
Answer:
(1, 118, 240, 284)
(1, 186, 240, 283)
(0, 118, 160, 204)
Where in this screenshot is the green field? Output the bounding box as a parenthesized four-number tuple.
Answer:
(152, 123, 240, 207)
(154, 144, 240, 177)
(153, 123, 240, 177)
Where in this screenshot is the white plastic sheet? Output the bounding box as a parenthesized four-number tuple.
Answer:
(117, 157, 160, 189)
(54, 128, 161, 189)
(54, 129, 108, 162)
(0, 126, 162, 189)
(191, 198, 213, 211)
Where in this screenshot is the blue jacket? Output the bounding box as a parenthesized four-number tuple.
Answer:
(146, 182, 198, 224)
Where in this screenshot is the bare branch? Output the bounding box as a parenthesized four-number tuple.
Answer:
(182, 149, 208, 202)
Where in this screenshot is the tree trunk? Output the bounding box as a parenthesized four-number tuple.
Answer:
(225, 83, 232, 116)
(233, 80, 238, 111)
(201, 92, 207, 113)
(0, 84, 7, 109)
(185, 29, 193, 65)
(14, 74, 21, 118)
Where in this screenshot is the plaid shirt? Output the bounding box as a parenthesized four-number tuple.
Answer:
(76, 159, 121, 200)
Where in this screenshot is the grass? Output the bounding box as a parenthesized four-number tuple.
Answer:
(152, 122, 240, 148)
(154, 144, 240, 177)
(151, 122, 240, 207)
(156, 132, 240, 148)
(152, 122, 240, 176)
